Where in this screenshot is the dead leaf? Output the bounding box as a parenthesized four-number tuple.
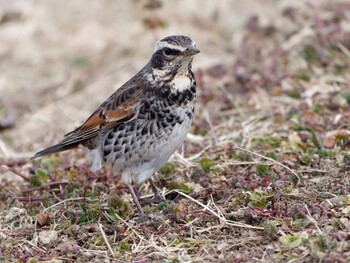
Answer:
(36, 212, 49, 226)
(323, 136, 336, 148)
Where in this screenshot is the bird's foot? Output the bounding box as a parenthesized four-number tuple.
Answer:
(140, 192, 166, 205)
(134, 213, 150, 222)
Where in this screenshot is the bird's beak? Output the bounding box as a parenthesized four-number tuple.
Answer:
(183, 46, 200, 57)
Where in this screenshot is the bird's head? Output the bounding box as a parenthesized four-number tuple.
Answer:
(150, 35, 200, 74)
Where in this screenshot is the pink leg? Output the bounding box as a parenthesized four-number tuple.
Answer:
(126, 183, 148, 221)
(140, 178, 166, 204)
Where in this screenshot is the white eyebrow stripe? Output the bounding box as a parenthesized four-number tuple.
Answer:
(154, 42, 186, 52)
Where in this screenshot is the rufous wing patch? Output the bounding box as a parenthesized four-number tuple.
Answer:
(73, 100, 138, 138)
(61, 86, 143, 145)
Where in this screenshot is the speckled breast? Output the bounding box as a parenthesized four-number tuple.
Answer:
(100, 84, 196, 172)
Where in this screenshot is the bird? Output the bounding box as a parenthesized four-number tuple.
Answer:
(33, 35, 200, 220)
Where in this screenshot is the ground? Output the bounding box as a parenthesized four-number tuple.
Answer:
(1, 0, 350, 262)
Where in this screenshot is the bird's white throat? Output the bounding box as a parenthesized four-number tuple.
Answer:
(171, 74, 192, 92)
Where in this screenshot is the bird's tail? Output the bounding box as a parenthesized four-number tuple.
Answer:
(32, 142, 79, 159)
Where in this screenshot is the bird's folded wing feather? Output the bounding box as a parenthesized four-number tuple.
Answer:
(61, 86, 144, 145)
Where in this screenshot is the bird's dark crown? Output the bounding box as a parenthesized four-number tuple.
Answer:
(150, 35, 199, 71)
(156, 35, 195, 51)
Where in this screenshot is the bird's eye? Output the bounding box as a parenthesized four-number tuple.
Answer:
(163, 48, 173, 56)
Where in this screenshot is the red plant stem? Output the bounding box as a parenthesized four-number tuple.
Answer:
(187, 209, 214, 217)
(14, 196, 54, 202)
(21, 181, 69, 194)
(13, 194, 65, 202)
(9, 168, 30, 182)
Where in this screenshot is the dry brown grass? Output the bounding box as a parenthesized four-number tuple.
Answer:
(1, 0, 350, 262)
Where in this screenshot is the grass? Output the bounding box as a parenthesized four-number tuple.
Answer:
(1, 0, 350, 262)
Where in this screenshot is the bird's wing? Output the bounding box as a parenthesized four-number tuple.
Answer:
(33, 84, 145, 158)
(62, 85, 144, 145)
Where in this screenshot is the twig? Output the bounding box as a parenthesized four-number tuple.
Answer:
(98, 223, 115, 258)
(218, 83, 243, 117)
(0, 139, 10, 157)
(298, 169, 330, 173)
(337, 42, 350, 60)
(81, 249, 121, 262)
(113, 213, 144, 241)
(174, 152, 194, 167)
(233, 145, 300, 182)
(304, 205, 323, 234)
(187, 209, 214, 217)
(227, 161, 263, 166)
(44, 197, 85, 212)
(21, 240, 47, 253)
(210, 194, 225, 218)
(204, 110, 218, 144)
(166, 189, 264, 230)
(287, 253, 308, 263)
(186, 144, 212, 161)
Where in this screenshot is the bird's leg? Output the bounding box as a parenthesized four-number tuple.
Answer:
(149, 178, 166, 202)
(126, 183, 148, 221)
(140, 178, 166, 204)
(133, 186, 142, 200)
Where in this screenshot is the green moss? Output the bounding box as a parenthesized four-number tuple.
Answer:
(256, 164, 273, 177)
(78, 204, 102, 224)
(118, 240, 131, 253)
(343, 92, 350, 104)
(40, 156, 61, 172)
(68, 170, 81, 181)
(88, 190, 98, 200)
(292, 219, 305, 229)
(190, 169, 202, 181)
(288, 89, 301, 99)
(35, 168, 49, 180)
(310, 130, 322, 149)
(248, 190, 273, 208)
(265, 152, 278, 161)
(199, 157, 214, 172)
(279, 233, 307, 249)
(312, 104, 322, 113)
(29, 175, 42, 187)
(156, 201, 169, 211)
(71, 57, 89, 68)
(292, 127, 321, 150)
(316, 235, 328, 253)
(297, 72, 311, 82)
(107, 197, 130, 218)
(300, 154, 311, 165)
(263, 220, 279, 240)
(333, 219, 346, 230)
(318, 148, 336, 158)
(0, 105, 7, 117)
(167, 181, 191, 194)
(66, 183, 80, 196)
(335, 133, 349, 145)
(28, 258, 38, 263)
(58, 220, 71, 230)
(300, 45, 318, 64)
(235, 151, 253, 161)
(160, 163, 177, 176)
(252, 136, 282, 148)
(93, 236, 104, 246)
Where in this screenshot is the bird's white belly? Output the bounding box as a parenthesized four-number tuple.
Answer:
(127, 115, 191, 185)
(94, 103, 194, 185)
